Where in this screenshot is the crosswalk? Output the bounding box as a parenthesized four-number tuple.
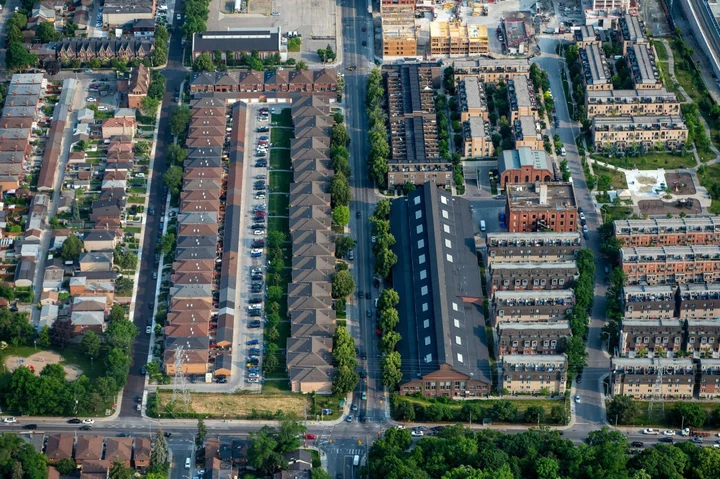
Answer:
(322, 448, 364, 456)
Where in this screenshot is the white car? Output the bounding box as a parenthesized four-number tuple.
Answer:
(253, 230, 264, 236)
(371, 236, 376, 243)
(255, 194, 266, 200)
(97, 106, 109, 112)
(146, 326, 152, 334)
(135, 173, 145, 178)
(663, 430, 676, 436)
(574, 395, 580, 403)
(3, 417, 16, 423)
(251, 248, 263, 255)
(247, 377, 260, 383)
(396, 425, 406, 430)
(411, 429, 424, 437)
(643, 429, 659, 435)
(86, 97, 97, 102)
(82, 419, 95, 425)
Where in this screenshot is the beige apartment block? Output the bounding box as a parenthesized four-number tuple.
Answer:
(492, 289, 574, 324)
(592, 116, 689, 152)
(619, 318, 684, 356)
(430, 22, 488, 56)
(622, 285, 676, 320)
(463, 118, 491, 157)
(580, 44, 613, 90)
(486, 232, 582, 264)
(586, 88, 681, 117)
(458, 76, 488, 121)
(611, 358, 694, 399)
(627, 43, 663, 89)
(502, 354, 568, 395)
(382, 14, 417, 58)
(453, 58, 530, 83)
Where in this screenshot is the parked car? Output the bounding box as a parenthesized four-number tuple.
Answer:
(643, 429, 659, 435)
(79, 425, 92, 431)
(248, 320, 262, 328)
(22, 424, 37, 430)
(247, 339, 260, 345)
(3, 417, 16, 423)
(631, 441, 644, 448)
(68, 418, 82, 424)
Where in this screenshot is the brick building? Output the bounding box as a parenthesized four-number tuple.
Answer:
(699, 359, 720, 399)
(613, 216, 720, 247)
(620, 246, 720, 285)
(489, 261, 578, 293)
(496, 322, 571, 358)
(677, 283, 720, 320)
(486, 232, 582, 264)
(622, 285, 676, 320)
(685, 319, 720, 357)
(505, 182, 578, 233)
(619, 319, 684, 356)
(492, 289, 574, 325)
(498, 148, 553, 188)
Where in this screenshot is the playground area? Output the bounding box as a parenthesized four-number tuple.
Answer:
(624, 169, 668, 197)
(4, 351, 83, 380)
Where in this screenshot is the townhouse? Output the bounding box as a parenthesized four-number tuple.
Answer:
(677, 284, 720, 320)
(489, 261, 579, 293)
(462, 117, 491, 158)
(613, 216, 720, 246)
(188, 69, 338, 98)
(492, 290, 574, 325)
(611, 357, 695, 399)
(685, 319, 720, 357)
(627, 43, 663, 90)
(486, 232, 582, 264)
(502, 354, 568, 395)
(580, 44, 613, 91)
(508, 76, 537, 122)
(699, 359, 720, 399)
(586, 89, 681, 117)
(592, 115, 689, 152)
(56, 38, 155, 61)
(496, 322, 571, 359)
(622, 285, 676, 320)
(619, 319, 685, 356)
(458, 76, 488, 121)
(620, 245, 720, 285)
(453, 58, 531, 83)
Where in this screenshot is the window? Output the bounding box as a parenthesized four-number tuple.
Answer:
(425, 336, 431, 345)
(454, 319, 460, 327)
(423, 319, 430, 328)
(419, 270, 427, 280)
(444, 224, 450, 233)
(551, 340, 557, 347)
(425, 354, 432, 363)
(498, 310, 504, 316)
(413, 196, 421, 205)
(457, 353, 463, 363)
(421, 286, 428, 296)
(559, 279, 565, 286)
(447, 254, 453, 263)
(445, 239, 452, 248)
(415, 210, 422, 219)
(442, 210, 449, 219)
(416, 225, 424, 234)
(452, 303, 459, 311)
(422, 303, 429, 312)
(418, 239, 425, 249)
(440, 195, 448, 205)
(455, 336, 462, 345)
(419, 254, 426, 264)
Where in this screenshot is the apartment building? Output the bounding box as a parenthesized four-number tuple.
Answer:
(699, 359, 720, 398)
(613, 216, 720, 246)
(592, 115, 689, 152)
(384, 64, 452, 190)
(496, 322, 571, 358)
(622, 285, 676, 320)
(586, 88, 681, 117)
(429, 22, 488, 56)
(502, 354, 568, 395)
(514, 116, 543, 150)
(627, 43, 662, 89)
(505, 182, 578, 233)
(453, 58, 531, 83)
(489, 261, 579, 293)
(492, 290, 574, 325)
(462, 118, 491, 157)
(619, 319, 684, 356)
(574, 25, 600, 48)
(498, 147, 553, 188)
(580, 44, 612, 91)
(486, 232, 582, 264)
(380, 0, 415, 14)
(620, 245, 720, 285)
(458, 76, 488, 121)
(611, 358, 695, 399)
(619, 14, 648, 54)
(508, 76, 537, 122)
(393, 183, 491, 398)
(677, 284, 720, 320)
(382, 15, 417, 57)
(685, 319, 720, 357)
(189, 69, 338, 99)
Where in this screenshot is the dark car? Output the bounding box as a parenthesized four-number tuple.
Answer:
(22, 424, 37, 430)
(373, 277, 380, 288)
(365, 292, 371, 300)
(216, 378, 227, 384)
(248, 320, 262, 328)
(249, 297, 263, 304)
(367, 309, 372, 317)
(356, 211, 361, 219)
(252, 240, 265, 248)
(247, 339, 260, 345)
(362, 40, 367, 46)
(248, 310, 262, 318)
(135, 396, 142, 403)
(631, 441, 644, 448)
(164, 432, 173, 438)
(68, 418, 82, 424)
(659, 437, 674, 443)
(249, 348, 261, 355)
(255, 160, 267, 167)
(79, 425, 92, 431)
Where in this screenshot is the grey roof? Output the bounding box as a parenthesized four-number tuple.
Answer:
(391, 182, 490, 384)
(498, 147, 551, 174)
(79, 252, 113, 265)
(192, 28, 280, 54)
(84, 230, 115, 242)
(165, 336, 211, 351)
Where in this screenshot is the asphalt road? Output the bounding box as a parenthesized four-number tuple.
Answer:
(120, 3, 188, 419)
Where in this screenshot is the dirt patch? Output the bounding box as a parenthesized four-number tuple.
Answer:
(638, 198, 702, 215)
(156, 391, 308, 418)
(5, 351, 82, 381)
(248, 0, 272, 14)
(665, 172, 697, 195)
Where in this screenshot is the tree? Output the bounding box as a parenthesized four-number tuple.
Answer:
(81, 331, 101, 358)
(374, 247, 398, 278)
(373, 199, 392, 220)
(672, 402, 707, 428)
(490, 401, 517, 422)
(248, 428, 282, 475)
(54, 458, 77, 475)
(332, 205, 350, 226)
(141, 96, 161, 116)
(535, 457, 560, 479)
(381, 351, 402, 389)
(276, 415, 307, 453)
(597, 174, 613, 192)
(330, 172, 351, 207)
(37, 324, 51, 348)
(170, 106, 192, 137)
(380, 330, 401, 353)
(109, 462, 134, 479)
(264, 352, 279, 373)
(296, 60, 308, 70)
(549, 405, 566, 425)
(196, 418, 208, 448)
(334, 234, 356, 259)
(378, 307, 399, 332)
(44, 58, 60, 76)
(332, 269, 355, 298)
(105, 318, 138, 352)
(523, 405, 545, 424)
(377, 289, 400, 310)
(149, 428, 169, 472)
(36, 22, 56, 43)
(164, 165, 183, 195)
(606, 395, 639, 425)
(160, 233, 175, 255)
(109, 304, 126, 323)
(167, 143, 188, 165)
(50, 318, 74, 348)
(60, 234, 84, 261)
(193, 53, 215, 71)
(0, 283, 14, 301)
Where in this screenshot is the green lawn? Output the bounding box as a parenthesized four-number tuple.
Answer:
(624, 400, 720, 427)
(698, 163, 720, 213)
(270, 148, 291, 170)
(263, 379, 291, 392)
(268, 193, 289, 215)
(0, 344, 106, 382)
(270, 171, 293, 193)
(124, 226, 141, 234)
(271, 108, 293, 127)
(271, 128, 293, 148)
(601, 205, 634, 224)
(591, 152, 695, 170)
(128, 196, 145, 204)
(129, 186, 147, 194)
(268, 321, 290, 350)
(592, 163, 628, 189)
(653, 40, 668, 61)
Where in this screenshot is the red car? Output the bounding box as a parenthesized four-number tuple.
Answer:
(376, 329, 381, 336)
(304, 434, 317, 440)
(255, 211, 267, 217)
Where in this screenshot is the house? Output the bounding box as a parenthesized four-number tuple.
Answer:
(75, 435, 103, 465)
(127, 64, 150, 109)
(105, 437, 133, 467)
(79, 252, 113, 272)
(275, 450, 313, 479)
(40, 290, 59, 306)
(42, 264, 64, 291)
(14, 258, 36, 287)
(133, 437, 151, 469)
(31, 2, 56, 23)
(80, 460, 110, 479)
(101, 117, 136, 139)
(84, 230, 117, 252)
(45, 434, 74, 461)
(38, 304, 59, 330)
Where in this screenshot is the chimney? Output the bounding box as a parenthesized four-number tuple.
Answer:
(538, 183, 548, 206)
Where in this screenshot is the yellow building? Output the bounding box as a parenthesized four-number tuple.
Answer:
(586, 88, 681, 117)
(611, 358, 695, 399)
(502, 354, 568, 395)
(430, 21, 488, 56)
(592, 115, 689, 152)
(382, 14, 417, 57)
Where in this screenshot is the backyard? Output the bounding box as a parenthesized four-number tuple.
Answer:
(271, 108, 293, 127)
(271, 128, 293, 148)
(591, 152, 695, 170)
(270, 171, 293, 193)
(593, 163, 628, 190)
(270, 149, 291, 170)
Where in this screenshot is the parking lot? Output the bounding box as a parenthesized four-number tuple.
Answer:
(207, 0, 338, 64)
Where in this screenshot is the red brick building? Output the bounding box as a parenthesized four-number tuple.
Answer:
(699, 359, 720, 399)
(620, 246, 720, 285)
(613, 216, 720, 246)
(505, 182, 578, 233)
